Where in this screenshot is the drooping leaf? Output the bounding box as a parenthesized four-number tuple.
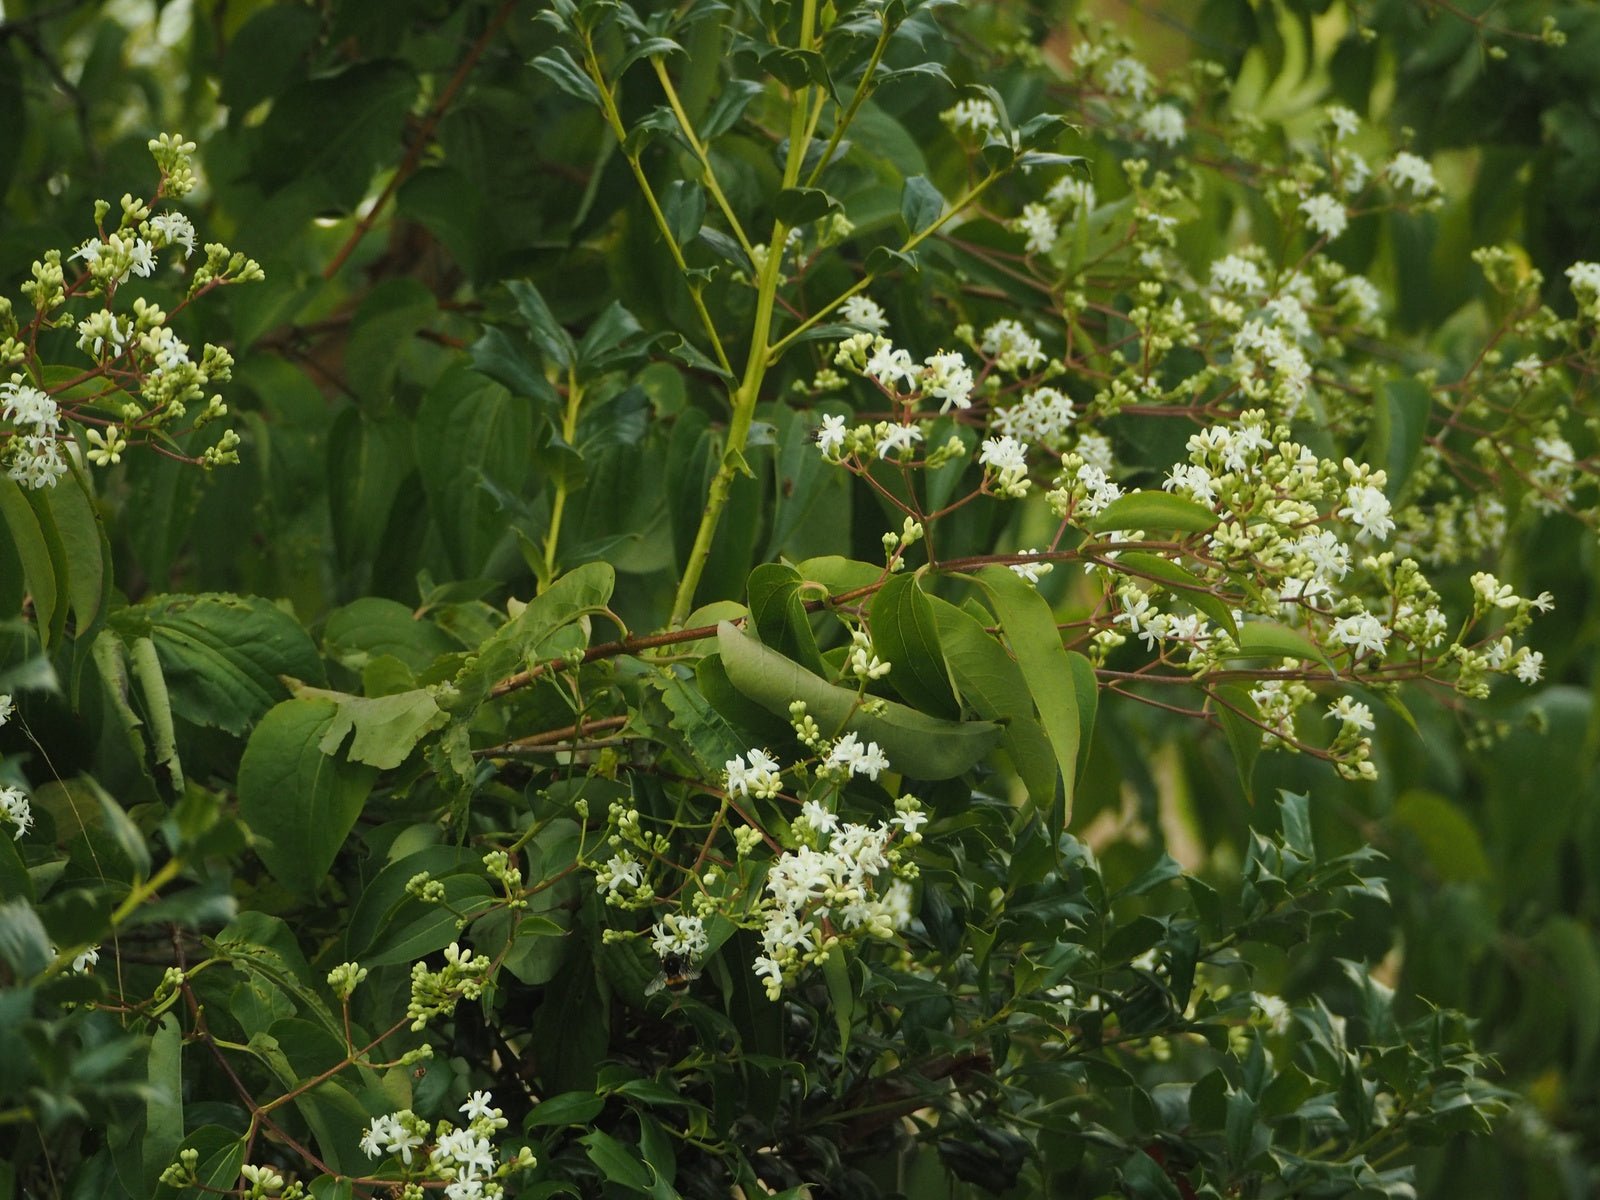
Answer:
(717, 622, 1000, 780)
(869, 574, 959, 718)
(975, 567, 1082, 823)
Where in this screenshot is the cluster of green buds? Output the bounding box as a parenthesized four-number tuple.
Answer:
(0, 133, 259, 491)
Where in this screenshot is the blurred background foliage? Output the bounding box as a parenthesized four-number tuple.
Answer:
(0, 0, 1596, 1196)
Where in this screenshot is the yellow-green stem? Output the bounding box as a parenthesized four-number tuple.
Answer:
(33, 856, 183, 984)
(651, 58, 757, 262)
(542, 368, 583, 585)
(668, 0, 818, 626)
(582, 37, 734, 378)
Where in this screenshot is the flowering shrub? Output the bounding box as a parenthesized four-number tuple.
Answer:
(2, 1, 1598, 1199)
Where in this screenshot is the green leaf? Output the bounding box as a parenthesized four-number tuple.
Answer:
(700, 79, 763, 139)
(1067, 650, 1099, 782)
(928, 595, 1056, 802)
(1229, 621, 1334, 672)
(344, 844, 489, 963)
(1087, 490, 1219, 534)
(1211, 683, 1263, 800)
(975, 567, 1082, 823)
(0, 898, 53, 978)
(900, 175, 944, 234)
(527, 1091, 606, 1127)
(774, 186, 841, 225)
(1110, 552, 1238, 636)
(237, 698, 379, 895)
(747, 562, 824, 673)
(869, 574, 959, 718)
(0, 476, 65, 647)
(717, 622, 1000, 780)
(822, 949, 854, 1052)
(452, 561, 614, 706)
(508, 278, 576, 369)
(46, 466, 110, 636)
(141, 1015, 183, 1194)
(113, 593, 327, 737)
(415, 365, 534, 578)
(531, 47, 603, 109)
(1369, 378, 1432, 498)
(582, 1130, 652, 1193)
(322, 598, 456, 674)
(315, 689, 448, 769)
(662, 180, 706, 248)
(1388, 790, 1490, 883)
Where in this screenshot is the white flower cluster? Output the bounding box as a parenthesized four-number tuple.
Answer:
(752, 796, 922, 999)
(360, 1092, 532, 1199)
(650, 911, 709, 961)
(725, 747, 784, 798)
(0, 378, 67, 489)
(941, 97, 1001, 139)
(1, 783, 32, 840)
(992, 386, 1076, 448)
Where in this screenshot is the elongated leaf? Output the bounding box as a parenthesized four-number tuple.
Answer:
(717, 623, 999, 780)
(975, 568, 1081, 823)
(900, 175, 943, 234)
(1088, 490, 1218, 534)
(928, 595, 1057, 804)
(1211, 683, 1262, 800)
(47, 467, 110, 635)
(870, 574, 959, 718)
(1229, 621, 1334, 672)
(238, 698, 378, 895)
(0, 476, 64, 646)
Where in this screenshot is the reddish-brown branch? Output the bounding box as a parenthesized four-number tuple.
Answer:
(322, 0, 519, 280)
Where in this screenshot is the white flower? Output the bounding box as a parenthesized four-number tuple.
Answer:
(816, 413, 848, 458)
(920, 350, 975, 411)
(1326, 696, 1375, 732)
(651, 912, 709, 960)
(1335, 274, 1383, 322)
(801, 799, 838, 834)
(1046, 176, 1095, 211)
(725, 749, 783, 798)
(1567, 261, 1600, 296)
(127, 238, 157, 278)
(864, 342, 915, 388)
(1013, 203, 1058, 255)
(1514, 650, 1544, 684)
(1104, 56, 1151, 100)
(360, 1115, 395, 1159)
(875, 422, 923, 460)
(978, 319, 1046, 373)
(1330, 612, 1390, 658)
(854, 740, 890, 780)
(598, 851, 644, 895)
(942, 97, 1000, 137)
(993, 386, 1075, 446)
(839, 295, 888, 333)
(1326, 105, 1360, 140)
(978, 434, 1029, 476)
(1210, 254, 1266, 295)
(0, 785, 32, 840)
(1299, 193, 1347, 240)
(149, 211, 196, 258)
(1009, 549, 1052, 584)
(1338, 483, 1394, 542)
(1138, 103, 1185, 146)
(1386, 152, 1438, 196)
(1, 381, 60, 433)
(1255, 993, 1292, 1034)
(460, 1090, 499, 1122)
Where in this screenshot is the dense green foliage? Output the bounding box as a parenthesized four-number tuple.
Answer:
(1, 1, 1597, 1198)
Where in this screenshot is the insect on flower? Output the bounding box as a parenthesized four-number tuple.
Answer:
(645, 951, 703, 996)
